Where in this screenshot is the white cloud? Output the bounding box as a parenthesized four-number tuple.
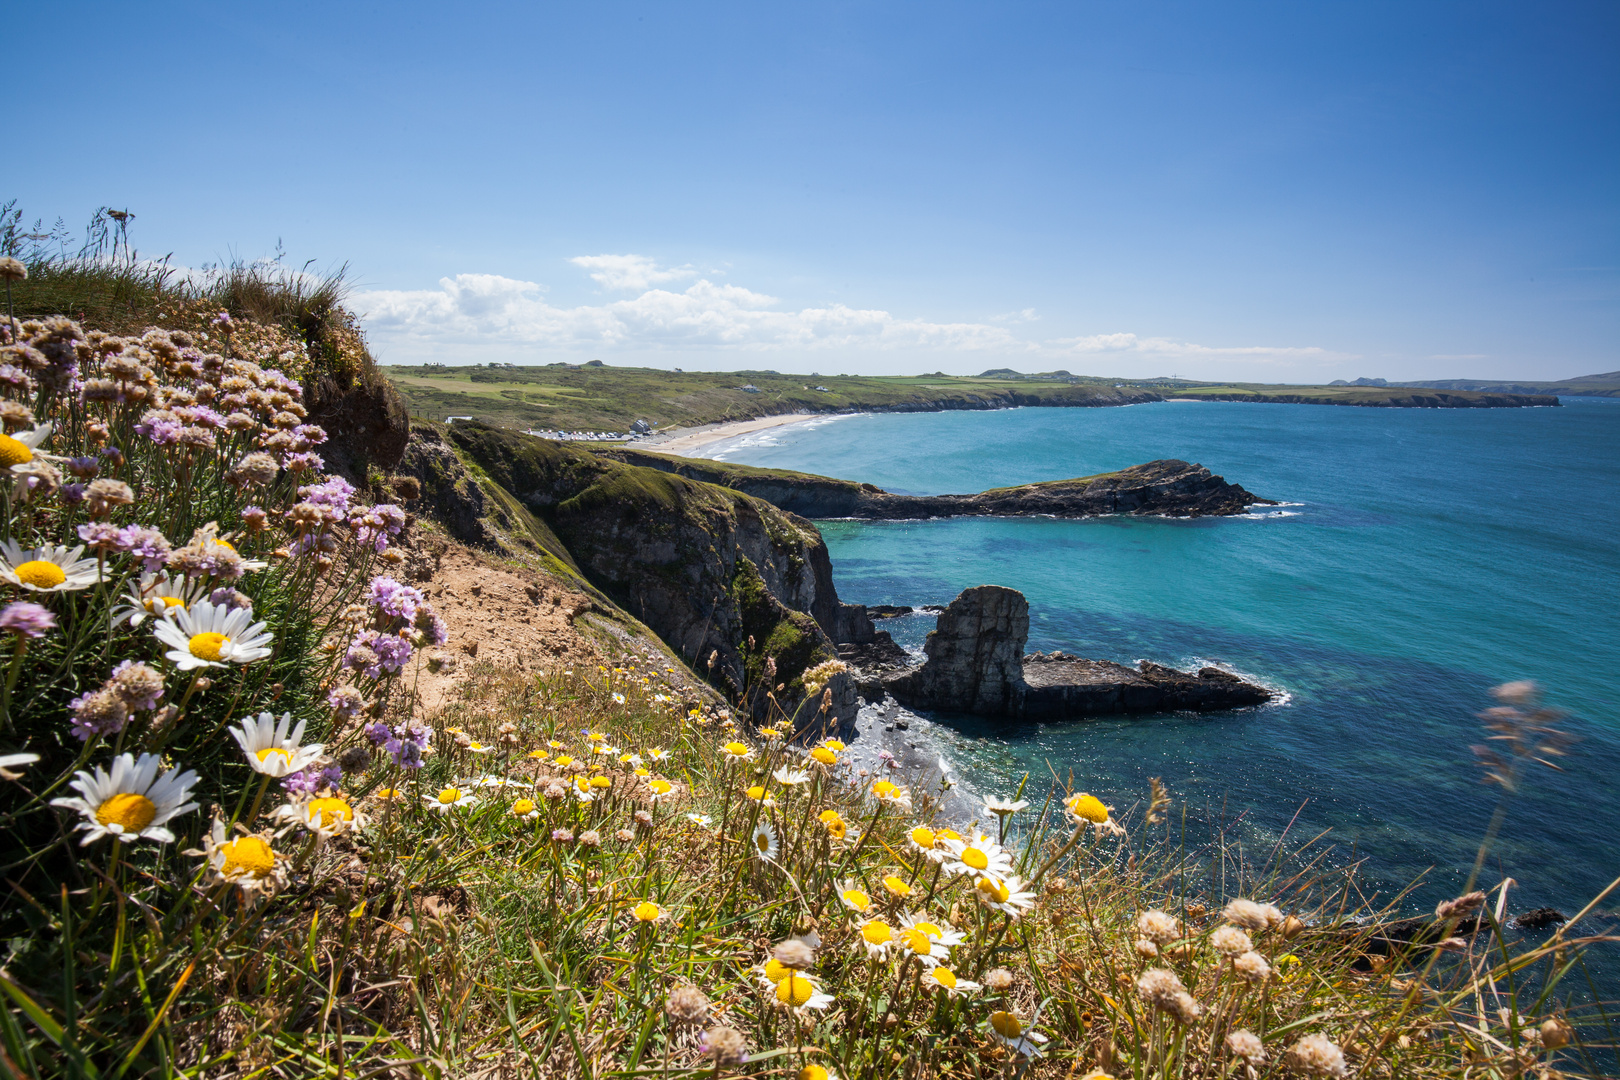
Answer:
(1054, 331, 1327, 364)
(568, 253, 697, 291)
(353, 255, 1332, 372)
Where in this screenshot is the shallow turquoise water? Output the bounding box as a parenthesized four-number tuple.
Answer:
(708, 398, 1620, 917)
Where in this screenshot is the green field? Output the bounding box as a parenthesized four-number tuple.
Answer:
(383, 361, 1564, 433)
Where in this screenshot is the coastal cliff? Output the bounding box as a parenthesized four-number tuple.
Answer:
(598, 450, 1271, 519)
(878, 586, 1273, 719)
(399, 421, 848, 724)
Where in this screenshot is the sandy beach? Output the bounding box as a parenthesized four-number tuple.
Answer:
(639, 412, 824, 457)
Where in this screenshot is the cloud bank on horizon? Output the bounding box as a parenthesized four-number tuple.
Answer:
(354, 255, 1334, 376)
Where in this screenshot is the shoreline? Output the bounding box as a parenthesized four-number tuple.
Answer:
(639, 412, 824, 457)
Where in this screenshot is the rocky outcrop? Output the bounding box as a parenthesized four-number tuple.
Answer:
(598, 452, 1271, 520)
(305, 367, 412, 481)
(874, 587, 1273, 719)
(884, 586, 1030, 714)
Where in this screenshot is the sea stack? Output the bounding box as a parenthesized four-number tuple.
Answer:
(873, 586, 1274, 719)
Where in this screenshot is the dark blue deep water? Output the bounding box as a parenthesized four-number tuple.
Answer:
(708, 398, 1620, 921)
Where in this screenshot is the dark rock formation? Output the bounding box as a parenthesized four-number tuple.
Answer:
(872, 587, 1273, 719)
(599, 451, 1271, 520)
(304, 368, 411, 481)
(884, 586, 1030, 715)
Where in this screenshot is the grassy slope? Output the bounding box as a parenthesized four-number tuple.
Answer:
(385, 363, 1559, 431)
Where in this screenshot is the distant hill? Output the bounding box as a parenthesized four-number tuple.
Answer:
(1386, 372, 1620, 398)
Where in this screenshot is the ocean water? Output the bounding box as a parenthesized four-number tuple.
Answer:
(705, 399, 1620, 922)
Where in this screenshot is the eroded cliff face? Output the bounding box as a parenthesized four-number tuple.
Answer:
(402, 421, 846, 724)
(600, 452, 1270, 520)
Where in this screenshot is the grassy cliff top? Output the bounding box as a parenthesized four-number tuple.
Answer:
(384, 361, 1560, 431)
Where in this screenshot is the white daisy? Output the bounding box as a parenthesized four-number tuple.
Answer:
(151, 599, 274, 670)
(209, 537, 268, 572)
(905, 824, 950, 863)
(772, 971, 835, 1016)
(465, 741, 496, 755)
(772, 766, 811, 786)
(0, 540, 104, 593)
(975, 874, 1039, 918)
(51, 752, 198, 846)
(273, 795, 364, 837)
(837, 878, 874, 914)
(230, 711, 324, 777)
(194, 817, 286, 897)
(751, 819, 780, 862)
(869, 779, 912, 810)
(988, 1008, 1048, 1058)
(855, 918, 899, 960)
(472, 774, 516, 788)
(942, 831, 1015, 881)
(647, 747, 671, 762)
(425, 786, 479, 812)
(896, 912, 965, 968)
(646, 778, 676, 801)
(923, 966, 981, 997)
(0, 751, 42, 781)
(685, 812, 714, 829)
(570, 775, 597, 803)
(112, 571, 206, 627)
(0, 423, 54, 471)
(982, 796, 1029, 817)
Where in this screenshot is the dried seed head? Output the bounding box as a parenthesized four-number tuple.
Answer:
(1134, 937, 1159, 958)
(0, 257, 26, 282)
(665, 984, 710, 1023)
(1222, 898, 1278, 931)
(701, 1025, 747, 1066)
(1226, 1029, 1266, 1060)
(771, 937, 816, 970)
(1136, 909, 1180, 945)
(1281, 915, 1306, 940)
(1211, 925, 1253, 957)
(1232, 950, 1272, 985)
(982, 967, 1015, 992)
(577, 829, 601, 848)
(1285, 1034, 1348, 1077)
(1540, 1016, 1573, 1050)
(1136, 968, 1202, 1024)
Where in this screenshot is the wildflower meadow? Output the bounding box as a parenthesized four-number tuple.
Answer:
(0, 240, 1613, 1078)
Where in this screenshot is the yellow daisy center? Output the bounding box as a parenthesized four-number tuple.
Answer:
(977, 876, 1012, 903)
(763, 958, 791, 982)
(810, 747, 837, 764)
(721, 741, 749, 757)
(188, 632, 231, 661)
(528, 750, 548, 759)
(883, 875, 911, 896)
(800, 1066, 831, 1080)
(0, 433, 33, 466)
(915, 920, 943, 937)
(633, 901, 661, 922)
(745, 785, 766, 801)
(754, 831, 772, 852)
(873, 781, 898, 798)
(96, 792, 157, 833)
(649, 780, 672, 795)
(937, 828, 962, 841)
(1068, 793, 1109, 823)
(14, 560, 65, 589)
(438, 788, 461, 804)
(144, 596, 186, 613)
(511, 798, 536, 815)
(590, 775, 611, 789)
(861, 921, 893, 945)
(990, 1011, 1023, 1038)
(961, 846, 990, 870)
(842, 888, 871, 911)
(307, 797, 353, 827)
(220, 836, 276, 877)
(554, 755, 573, 766)
(634, 767, 650, 777)
(587, 733, 604, 741)
(777, 973, 814, 1006)
(375, 788, 401, 799)
(255, 747, 290, 764)
(823, 739, 846, 751)
(901, 927, 933, 954)
(213, 538, 237, 552)
(932, 968, 958, 989)
(910, 826, 935, 847)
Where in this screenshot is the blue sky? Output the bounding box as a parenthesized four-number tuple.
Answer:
(11, 2, 1617, 381)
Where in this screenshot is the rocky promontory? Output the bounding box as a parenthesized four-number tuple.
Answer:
(599, 451, 1272, 520)
(870, 585, 1273, 719)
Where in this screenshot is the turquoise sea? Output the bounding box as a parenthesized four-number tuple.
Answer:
(705, 398, 1620, 921)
